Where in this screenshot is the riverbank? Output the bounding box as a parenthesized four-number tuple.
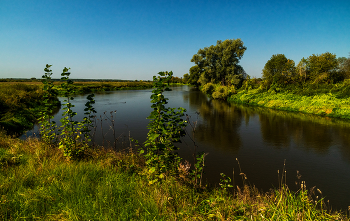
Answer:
(228, 89, 350, 120)
(0, 83, 60, 136)
(0, 132, 347, 220)
(227, 81, 350, 120)
(0, 81, 155, 135)
(58, 81, 154, 94)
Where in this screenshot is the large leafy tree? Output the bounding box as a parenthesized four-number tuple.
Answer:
(262, 54, 296, 82)
(189, 39, 247, 87)
(337, 54, 350, 79)
(304, 52, 338, 82)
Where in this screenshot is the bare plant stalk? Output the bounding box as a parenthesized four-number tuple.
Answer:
(233, 168, 235, 193)
(91, 115, 97, 146)
(281, 159, 286, 187)
(129, 131, 132, 149)
(99, 115, 104, 147)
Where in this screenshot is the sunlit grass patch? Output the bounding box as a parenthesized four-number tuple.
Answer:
(229, 89, 350, 120)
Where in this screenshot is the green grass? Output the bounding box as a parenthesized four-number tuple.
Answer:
(228, 87, 350, 120)
(0, 83, 60, 135)
(0, 131, 347, 220)
(57, 81, 154, 94)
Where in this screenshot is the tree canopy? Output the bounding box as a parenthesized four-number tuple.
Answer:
(262, 54, 296, 82)
(337, 55, 350, 79)
(189, 39, 247, 87)
(304, 52, 338, 81)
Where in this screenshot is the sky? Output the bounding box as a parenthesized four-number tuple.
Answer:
(1, 0, 349, 80)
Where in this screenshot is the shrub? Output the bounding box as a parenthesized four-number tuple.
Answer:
(212, 86, 230, 100)
(201, 83, 215, 96)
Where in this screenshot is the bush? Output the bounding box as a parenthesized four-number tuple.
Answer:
(201, 83, 215, 96)
(212, 86, 230, 100)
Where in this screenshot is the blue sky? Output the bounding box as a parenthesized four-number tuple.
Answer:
(1, 0, 349, 80)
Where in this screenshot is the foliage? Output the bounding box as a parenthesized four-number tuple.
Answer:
(219, 173, 233, 191)
(189, 39, 247, 87)
(38, 64, 58, 145)
(188, 65, 202, 86)
(0, 83, 55, 135)
(56, 67, 97, 159)
(304, 52, 340, 83)
(262, 54, 296, 84)
(142, 71, 187, 184)
(189, 152, 208, 188)
(182, 73, 190, 84)
(58, 67, 81, 159)
(212, 85, 231, 100)
(201, 83, 215, 96)
(337, 54, 350, 79)
(229, 84, 350, 120)
(80, 94, 97, 146)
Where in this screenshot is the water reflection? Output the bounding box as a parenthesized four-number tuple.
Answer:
(249, 106, 350, 157)
(181, 90, 350, 210)
(184, 90, 242, 152)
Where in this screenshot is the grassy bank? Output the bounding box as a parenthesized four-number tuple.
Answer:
(0, 83, 60, 135)
(0, 132, 348, 220)
(60, 81, 154, 94)
(228, 89, 350, 120)
(224, 81, 350, 120)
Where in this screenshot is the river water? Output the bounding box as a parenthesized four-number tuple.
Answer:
(24, 85, 350, 210)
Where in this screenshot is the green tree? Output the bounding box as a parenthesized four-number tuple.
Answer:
(188, 65, 202, 86)
(296, 58, 308, 83)
(304, 52, 338, 82)
(262, 54, 296, 84)
(183, 73, 190, 84)
(189, 39, 247, 87)
(337, 55, 350, 79)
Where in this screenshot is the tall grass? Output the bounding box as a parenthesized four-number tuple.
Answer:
(0, 84, 54, 135)
(0, 131, 347, 220)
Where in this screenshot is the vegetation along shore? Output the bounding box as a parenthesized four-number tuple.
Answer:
(0, 64, 349, 219)
(185, 39, 350, 120)
(0, 75, 184, 136)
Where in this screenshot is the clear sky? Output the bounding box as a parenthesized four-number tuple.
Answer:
(1, 0, 349, 80)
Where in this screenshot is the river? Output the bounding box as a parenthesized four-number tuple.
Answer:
(24, 85, 350, 210)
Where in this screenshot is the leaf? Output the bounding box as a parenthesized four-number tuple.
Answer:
(148, 167, 156, 174)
